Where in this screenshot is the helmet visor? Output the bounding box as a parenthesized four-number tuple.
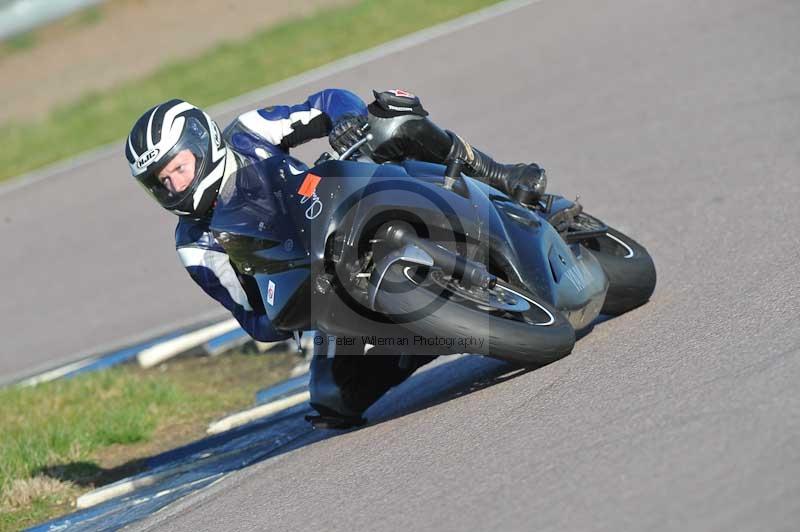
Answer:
(135, 117, 209, 210)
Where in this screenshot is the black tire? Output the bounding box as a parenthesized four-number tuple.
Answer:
(374, 264, 575, 366)
(582, 225, 656, 315)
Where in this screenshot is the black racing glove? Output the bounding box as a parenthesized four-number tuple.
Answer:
(328, 113, 368, 155)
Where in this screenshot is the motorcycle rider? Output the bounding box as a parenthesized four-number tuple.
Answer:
(125, 88, 546, 427)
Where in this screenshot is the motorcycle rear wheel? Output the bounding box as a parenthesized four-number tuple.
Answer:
(580, 225, 657, 315)
(374, 263, 575, 366)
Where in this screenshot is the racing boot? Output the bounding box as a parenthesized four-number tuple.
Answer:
(447, 131, 547, 203)
(366, 89, 547, 201)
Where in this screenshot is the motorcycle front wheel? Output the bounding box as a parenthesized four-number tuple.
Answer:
(373, 263, 575, 366)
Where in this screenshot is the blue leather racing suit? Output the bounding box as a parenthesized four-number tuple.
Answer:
(174, 89, 367, 341)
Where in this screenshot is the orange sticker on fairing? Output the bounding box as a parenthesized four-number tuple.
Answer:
(298, 173, 321, 197)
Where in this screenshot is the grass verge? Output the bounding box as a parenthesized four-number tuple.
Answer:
(0, 350, 297, 531)
(0, 0, 503, 183)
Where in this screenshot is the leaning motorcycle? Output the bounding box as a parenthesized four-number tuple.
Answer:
(210, 118, 657, 366)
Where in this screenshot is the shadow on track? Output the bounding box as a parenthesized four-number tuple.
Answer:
(32, 313, 620, 531)
(31, 356, 533, 530)
(366, 355, 533, 425)
(37, 312, 620, 489)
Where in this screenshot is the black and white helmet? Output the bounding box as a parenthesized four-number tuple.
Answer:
(126, 99, 227, 217)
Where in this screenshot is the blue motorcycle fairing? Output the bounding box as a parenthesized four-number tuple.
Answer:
(211, 155, 607, 333)
(457, 177, 607, 326)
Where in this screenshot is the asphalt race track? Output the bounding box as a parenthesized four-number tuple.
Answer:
(6, 0, 800, 529)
